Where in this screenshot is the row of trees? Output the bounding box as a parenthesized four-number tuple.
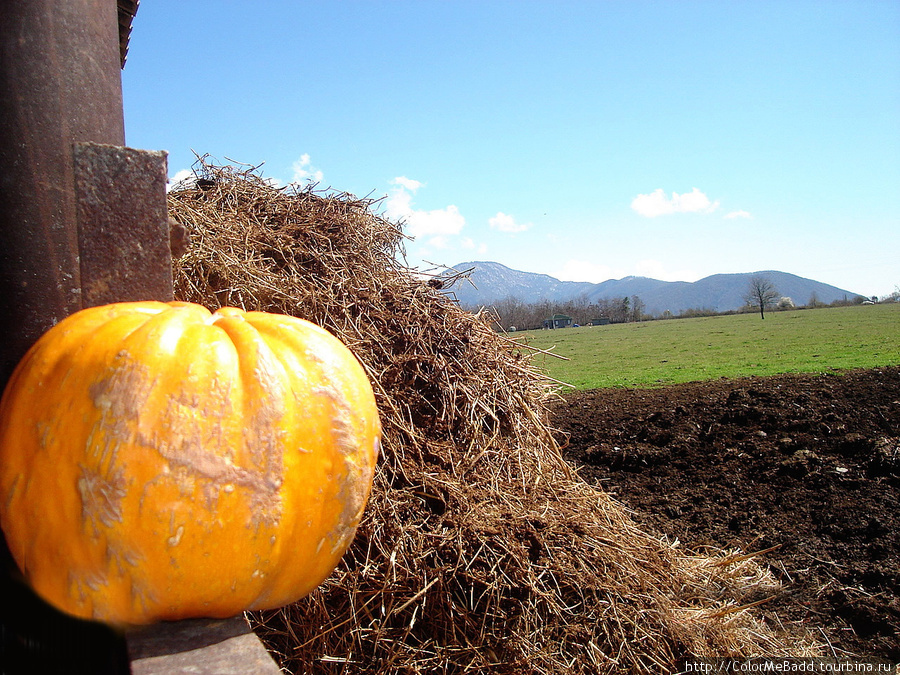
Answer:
(472, 275, 895, 331)
(472, 295, 647, 332)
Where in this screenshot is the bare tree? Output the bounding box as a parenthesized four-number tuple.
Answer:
(630, 295, 645, 322)
(605, 296, 630, 323)
(744, 275, 780, 319)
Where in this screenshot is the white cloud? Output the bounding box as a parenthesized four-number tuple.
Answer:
(384, 176, 465, 246)
(488, 211, 531, 233)
(167, 169, 193, 192)
(725, 210, 752, 219)
(425, 235, 452, 249)
(392, 176, 423, 191)
(292, 153, 324, 184)
(461, 237, 488, 254)
(384, 184, 415, 221)
(631, 187, 720, 217)
(408, 206, 465, 241)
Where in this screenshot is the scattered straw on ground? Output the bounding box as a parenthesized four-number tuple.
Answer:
(169, 160, 819, 673)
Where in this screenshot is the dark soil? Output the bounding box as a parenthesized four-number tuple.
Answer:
(551, 366, 900, 661)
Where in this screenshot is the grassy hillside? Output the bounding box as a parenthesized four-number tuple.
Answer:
(517, 303, 900, 389)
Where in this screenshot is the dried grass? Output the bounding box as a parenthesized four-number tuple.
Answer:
(169, 160, 819, 673)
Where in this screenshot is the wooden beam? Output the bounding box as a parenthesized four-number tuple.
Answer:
(128, 617, 281, 675)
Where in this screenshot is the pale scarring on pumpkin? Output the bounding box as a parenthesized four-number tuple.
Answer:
(303, 344, 379, 554)
(242, 363, 286, 530)
(69, 357, 156, 607)
(79, 348, 290, 605)
(77, 462, 128, 533)
(81, 357, 154, 538)
(139, 372, 285, 530)
(313, 381, 377, 555)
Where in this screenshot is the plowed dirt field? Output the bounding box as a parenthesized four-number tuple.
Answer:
(552, 367, 900, 660)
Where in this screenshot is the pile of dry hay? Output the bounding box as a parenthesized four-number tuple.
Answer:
(169, 161, 818, 673)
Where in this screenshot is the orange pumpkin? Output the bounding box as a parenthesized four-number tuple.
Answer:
(0, 301, 380, 625)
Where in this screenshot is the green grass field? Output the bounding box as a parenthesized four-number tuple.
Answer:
(516, 303, 900, 390)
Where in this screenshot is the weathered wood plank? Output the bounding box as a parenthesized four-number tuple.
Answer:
(128, 617, 282, 675)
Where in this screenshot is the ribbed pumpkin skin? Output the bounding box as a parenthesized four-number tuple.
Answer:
(0, 301, 380, 625)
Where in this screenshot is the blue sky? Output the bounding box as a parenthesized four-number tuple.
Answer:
(123, 1, 899, 298)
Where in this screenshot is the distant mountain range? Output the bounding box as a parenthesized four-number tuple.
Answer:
(444, 261, 863, 316)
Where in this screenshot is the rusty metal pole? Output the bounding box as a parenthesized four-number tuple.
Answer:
(0, 0, 126, 383)
(0, 2, 131, 673)
(1, 3, 279, 673)
(0, 3, 280, 673)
